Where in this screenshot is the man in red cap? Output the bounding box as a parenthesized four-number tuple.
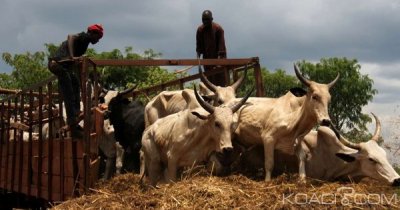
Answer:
(48, 24, 103, 138)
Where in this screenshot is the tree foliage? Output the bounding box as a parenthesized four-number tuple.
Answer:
(1, 45, 177, 92)
(238, 67, 298, 97)
(1, 51, 52, 89)
(296, 57, 378, 135)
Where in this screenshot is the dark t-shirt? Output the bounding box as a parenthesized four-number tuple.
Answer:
(196, 22, 227, 59)
(50, 32, 90, 61)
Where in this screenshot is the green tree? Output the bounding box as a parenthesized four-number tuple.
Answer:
(296, 58, 378, 137)
(239, 67, 298, 97)
(1, 45, 177, 93)
(0, 73, 16, 89)
(1, 51, 52, 89)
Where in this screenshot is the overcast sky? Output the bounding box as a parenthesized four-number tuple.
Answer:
(1, 0, 399, 159)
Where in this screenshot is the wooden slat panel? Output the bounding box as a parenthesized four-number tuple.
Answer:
(32, 140, 85, 158)
(32, 156, 84, 176)
(32, 174, 80, 194)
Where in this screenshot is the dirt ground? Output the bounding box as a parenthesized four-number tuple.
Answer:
(51, 167, 400, 210)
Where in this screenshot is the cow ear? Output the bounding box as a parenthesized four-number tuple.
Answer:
(231, 121, 239, 132)
(199, 82, 213, 95)
(182, 89, 193, 103)
(335, 153, 356, 162)
(182, 90, 199, 109)
(191, 111, 208, 120)
(290, 87, 307, 97)
(231, 113, 241, 132)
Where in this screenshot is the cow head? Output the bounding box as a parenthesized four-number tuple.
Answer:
(101, 85, 136, 106)
(332, 113, 400, 186)
(104, 86, 136, 128)
(191, 85, 253, 153)
(294, 64, 339, 126)
(199, 66, 246, 106)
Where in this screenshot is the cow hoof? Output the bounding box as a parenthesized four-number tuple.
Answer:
(298, 178, 307, 185)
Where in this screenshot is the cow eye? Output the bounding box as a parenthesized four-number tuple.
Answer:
(218, 100, 224, 105)
(215, 122, 222, 129)
(312, 95, 320, 101)
(368, 158, 377, 163)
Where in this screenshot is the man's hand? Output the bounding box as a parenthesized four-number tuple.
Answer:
(70, 56, 81, 61)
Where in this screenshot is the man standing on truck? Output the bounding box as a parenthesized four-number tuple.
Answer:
(196, 10, 227, 87)
(48, 24, 103, 138)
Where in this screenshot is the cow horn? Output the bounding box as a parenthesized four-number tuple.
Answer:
(370, 112, 381, 142)
(118, 84, 137, 96)
(327, 73, 340, 89)
(194, 85, 215, 114)
(230, 66, 247, 91)
(329, 122, 361, 150)
(230, 87, 254, 113)
(199, 65, 217, 92)
(294, 64, 311, 87)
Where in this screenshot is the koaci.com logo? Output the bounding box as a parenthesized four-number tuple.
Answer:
(282, 187, 399, 206)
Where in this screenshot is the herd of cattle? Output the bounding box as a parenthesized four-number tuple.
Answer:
(3, 64, 400, 188)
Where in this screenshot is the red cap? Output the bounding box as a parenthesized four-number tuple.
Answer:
(87, 24, 103, 38)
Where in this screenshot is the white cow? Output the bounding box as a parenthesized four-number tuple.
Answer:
(98, 118, 124, 179)
(298, 113, 400, 185)
(233, 64, 339, 181)
(239, 113, 400, 186)
(144, 67, 246, 127)
(141, 86, 252, 186)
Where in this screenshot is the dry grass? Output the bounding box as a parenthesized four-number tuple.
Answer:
(51, 168, 400, 210)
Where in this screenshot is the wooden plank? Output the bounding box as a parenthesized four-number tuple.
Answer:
(92, 58, 258, 67)
(0, 102, 5, 186)
(36, 87, 43, 199)
(27, 89, 34, 197)
(253, 61, 265, 97)
(2, 100, 11, 190)
(88, 157, 100, 187)
(10, 103, 17, 191)
(47, 83, 54, 201)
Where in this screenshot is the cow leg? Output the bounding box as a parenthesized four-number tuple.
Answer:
(166, 158, 178, 183)
(147, 158, 161, 187)
(115, 142, 124, 175)
(141, 136, 161, 187)
(263, 137, 275, 181)
(144, 148, 161, 187)
(295, 138, 308, 183)
(297, 148, 306, 182)
(139, 150, 146, 180)
(104, 157, 116, 180)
